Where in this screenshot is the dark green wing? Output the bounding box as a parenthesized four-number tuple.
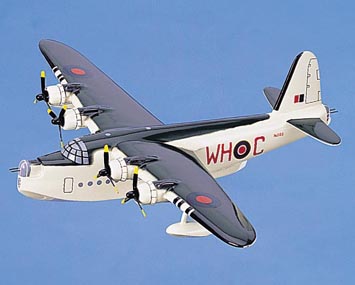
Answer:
(118, 141, 256, 248)
(39, 39, 163, 131)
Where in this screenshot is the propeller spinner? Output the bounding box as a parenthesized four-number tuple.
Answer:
(47, 105, 67, 126)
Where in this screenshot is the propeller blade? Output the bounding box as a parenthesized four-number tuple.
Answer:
(133, 166, 139, 190)
(134, 200, 147, 218)
(41, 70, 46, 94)
(95, 145, 116, 187)
(103, 145, 110, 170)
(47, 107, 66, 148)
(58, 105, 67, 118)
(47, 109, 57, 119)
(58, 105, 67, 127)
(58, 125, 64, 149)
(34, 70, 50, 105)
(108, 176, 115, 187)
(141, 209, 147, 218)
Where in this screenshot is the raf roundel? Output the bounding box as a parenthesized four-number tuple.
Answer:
(187, 192, 221, 208)
(196, 195, 213, 204)
(70, 67, 86, 76)
(233, 140, 251, 159)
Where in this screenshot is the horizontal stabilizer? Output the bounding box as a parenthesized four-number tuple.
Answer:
(287, 118, 341, 146)
(263, 87, 280, 109)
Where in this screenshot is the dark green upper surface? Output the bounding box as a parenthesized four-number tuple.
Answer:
(118, 141, 256, 247)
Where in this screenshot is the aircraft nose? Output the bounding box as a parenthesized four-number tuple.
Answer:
(17, 159, 56, 200)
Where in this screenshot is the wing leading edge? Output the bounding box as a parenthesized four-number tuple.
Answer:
(39, 39, 163, 131)
(118, 141, 256, 248)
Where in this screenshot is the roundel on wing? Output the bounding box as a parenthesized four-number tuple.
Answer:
(70, 67, 86, 75)
(186, 192, 221, 208)
(233, 140, 251, 159)
(64, 65, 90, 78)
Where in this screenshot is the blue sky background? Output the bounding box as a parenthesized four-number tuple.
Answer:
(1, 1, 354, 284)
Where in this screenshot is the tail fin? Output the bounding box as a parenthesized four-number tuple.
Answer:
(268, 51, 341, 145)
(274, 51, 321, 112)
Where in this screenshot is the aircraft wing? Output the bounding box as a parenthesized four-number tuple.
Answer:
(118, 140, 256, 248)
(39, 39, 163, 131)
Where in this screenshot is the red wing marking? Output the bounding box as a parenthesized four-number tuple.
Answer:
(187, 192, 221, 208)
(71, 68, 86, 75)
(196, 195, 213, 204)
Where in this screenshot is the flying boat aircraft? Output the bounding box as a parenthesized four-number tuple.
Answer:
(13, 40, 341, 248)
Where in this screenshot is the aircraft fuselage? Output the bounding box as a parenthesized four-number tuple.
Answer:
(17, 103, 327, 202)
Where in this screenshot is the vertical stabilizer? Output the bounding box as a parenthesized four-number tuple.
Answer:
(274, 51, 321, 112)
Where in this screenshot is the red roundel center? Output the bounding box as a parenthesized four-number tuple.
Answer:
(238, 145, 247, 155)
(71, 68, 86, 75)
(196, 195, 212, 204)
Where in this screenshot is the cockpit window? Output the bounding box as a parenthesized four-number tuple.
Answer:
(19, 160, 31, 177)
(61, 138, 90, 165)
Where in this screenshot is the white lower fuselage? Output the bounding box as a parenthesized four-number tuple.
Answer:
(17, 104, 327, 202)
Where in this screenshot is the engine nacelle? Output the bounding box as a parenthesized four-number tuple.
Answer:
(137, 181, 166, 205)
(62, 108, 86, 130)
(46, 84, 73, 106)
(109, 157, 167, 205)
(109, 157, 129, 182)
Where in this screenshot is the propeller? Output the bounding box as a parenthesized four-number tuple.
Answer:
(95, 145, 116, 187)
(47, 105, 67, 148)
(33, 71, 65, 148)
(47, 105, 66, 126)
(34, 71, 49, 105)
(121, 166, 147, 218)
